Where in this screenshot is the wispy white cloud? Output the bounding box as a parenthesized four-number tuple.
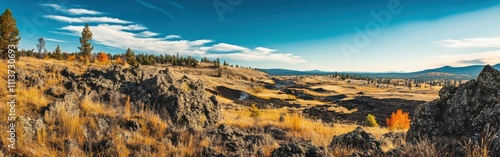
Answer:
(204, 43, 248, 52)
(43, 4, 101, 15)
(43, 4, 63, 10)
(202, 43, 306, 63)
(433, 37, 500, 48)
(190, 39, 212, 46)
(45, 15, 132, 24)
(427, 50, 500, 67)
(168, 2, 184, 9)
(50, 31, 79, 37)
(136, 0, 176, 20)
(165, 35, 181, 39)
(136, 31, 159, 37)
(66, 8, 101, 15)
(44, 38, 67, 43)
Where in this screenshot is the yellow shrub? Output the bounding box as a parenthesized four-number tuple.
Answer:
(249, 104, 261, 118)
(365, 114, 379, 127)
(287, 113, 302, 131)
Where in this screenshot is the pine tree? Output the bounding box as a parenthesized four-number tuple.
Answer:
(176, 52, 180, 66)
(125, 48, 137, 66)
(36, 38, 45, 54)
(192, 58, 198, 67)
(54, 45, 63, 60)
(78, 23, 94, 59)
(0, 9, 21, 59)
(171, 55, 176, 65)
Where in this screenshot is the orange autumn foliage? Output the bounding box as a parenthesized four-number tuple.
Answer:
(386, 109, 411, 131)
(116, 57, 125, 65)
(97, 52, 109, 63)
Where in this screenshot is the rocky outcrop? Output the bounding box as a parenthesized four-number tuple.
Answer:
(67, 65, 221, 128)
(204, 124, 276, 156)
(381, 132, 405, 147)
(407, 65, 500, 155)
(329, 127, 383, 156)
(264, 125, 288, 140)
(15, 116, 46, 143)
(271, 140, 330, 157)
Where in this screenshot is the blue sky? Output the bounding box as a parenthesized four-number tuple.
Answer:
(2, 0, 500, 72)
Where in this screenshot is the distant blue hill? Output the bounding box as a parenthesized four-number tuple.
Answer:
(258, 64, 500, 80)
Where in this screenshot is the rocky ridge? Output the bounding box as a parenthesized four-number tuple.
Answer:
(63, 65, 222, 128)
(407, 65, 500, 155)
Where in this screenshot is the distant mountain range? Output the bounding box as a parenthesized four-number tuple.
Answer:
(259, 64, 500, 80)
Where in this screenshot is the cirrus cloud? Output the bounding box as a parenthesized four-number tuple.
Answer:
(202, 43, 306, 63)
(136, 31, 159, 38)
(44, 38, 67, 43)
(427, 50, 500, 67)
(43, 4, 101, 15)
(433, 37, 500, 48)
(45, 15, 132, 24)
(165, 35, 181, 39)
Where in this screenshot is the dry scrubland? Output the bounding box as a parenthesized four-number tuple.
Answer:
(0, 57, 497, 157)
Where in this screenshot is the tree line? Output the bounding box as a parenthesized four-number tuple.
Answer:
(322, 72, 462, 89)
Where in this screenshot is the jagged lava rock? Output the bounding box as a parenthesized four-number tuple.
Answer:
(329, 127, 383, 156)
(271, 140, 330, 157)
(68, 65, 221, 128)
(407, 65, 500, 155)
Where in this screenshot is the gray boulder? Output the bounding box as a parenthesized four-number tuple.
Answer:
(271, 140, 330, 157)
(329, 127, 383, 156)
(205, 124, 275, 156)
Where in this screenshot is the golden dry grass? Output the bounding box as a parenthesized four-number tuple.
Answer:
(57, 104, 85, 144)
(18, 87, 50, 110)
(125, 96, 131, 118)
(80, 96, 109, 115)
(262, 143, 281, 156)
(222, 108, 397, 148)
(132, 110, 168, 138)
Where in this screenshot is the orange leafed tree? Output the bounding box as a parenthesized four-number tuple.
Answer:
(97, 52, 109, 63)
(386, 109, 411, 131)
